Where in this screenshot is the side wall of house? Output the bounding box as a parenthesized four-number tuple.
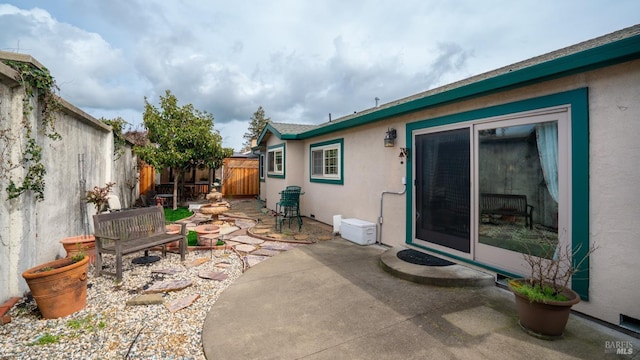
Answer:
(0, 64, 133, 299)
(269, 58, 640, 327)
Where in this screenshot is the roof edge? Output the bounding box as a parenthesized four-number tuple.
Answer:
(299, 25, 640, 139)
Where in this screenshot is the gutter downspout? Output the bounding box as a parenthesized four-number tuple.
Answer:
(378, 177, 406, 246)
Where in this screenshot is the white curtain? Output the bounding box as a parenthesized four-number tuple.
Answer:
(536, 122, 559, 203)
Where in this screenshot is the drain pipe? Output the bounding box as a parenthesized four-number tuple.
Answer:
(378, 177, 407, 245)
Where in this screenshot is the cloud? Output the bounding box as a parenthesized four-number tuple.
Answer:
(2, 0, 639, 152)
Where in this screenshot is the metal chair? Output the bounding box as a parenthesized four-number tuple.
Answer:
(275, 188, 303, 232)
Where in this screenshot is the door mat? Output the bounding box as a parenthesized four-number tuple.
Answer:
(396, 249, 455, 266)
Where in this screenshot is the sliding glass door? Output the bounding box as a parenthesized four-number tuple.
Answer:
(415, 128, 470, 253)
(413, 108, 569, 275)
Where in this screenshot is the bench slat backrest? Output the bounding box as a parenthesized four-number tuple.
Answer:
(480, 193, 527, 212)
(93, 207, 167, 241)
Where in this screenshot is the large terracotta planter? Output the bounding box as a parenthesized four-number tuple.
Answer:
(509, 279, 581, 338)
(60, 235, 96, 264)
(22, 256, 89, 319)
(194, 224, 220, 246)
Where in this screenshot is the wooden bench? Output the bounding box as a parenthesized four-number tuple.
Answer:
(480, 193, 534, 229)
(93, 206, 187, 282)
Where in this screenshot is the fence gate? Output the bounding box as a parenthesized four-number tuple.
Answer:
(139, 162, 155, 196)
(221, 158, 258, 197)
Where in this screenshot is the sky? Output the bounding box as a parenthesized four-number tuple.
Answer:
(1, 1, 638, 152)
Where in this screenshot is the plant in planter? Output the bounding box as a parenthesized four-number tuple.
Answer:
(508, 230, 596, 338)
(85, 182, 116, 213)
(60, 235, 96, 264)
(21, 252, 89, 319)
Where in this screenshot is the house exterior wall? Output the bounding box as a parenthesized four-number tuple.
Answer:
(264, 136, 306, 210)
(261, 58, 640, 327)
(0, 57, 134, 300)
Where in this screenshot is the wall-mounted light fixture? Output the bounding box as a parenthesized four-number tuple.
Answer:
(399, 148, 410, 164)
(384, 128, 397, 147)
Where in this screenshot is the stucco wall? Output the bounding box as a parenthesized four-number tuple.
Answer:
(0, 62, 135, 300)
(262, 58, 640, 327)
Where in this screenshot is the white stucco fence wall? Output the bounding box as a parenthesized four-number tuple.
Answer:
(0, 55, 137, 300)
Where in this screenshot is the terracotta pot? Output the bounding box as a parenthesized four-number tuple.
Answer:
(165, 224, 182, 248)
(60, 235, 96, 265)
(194, 224, 220, 246)
(509, 279, 580, 338)
(22, 256, 89, 319)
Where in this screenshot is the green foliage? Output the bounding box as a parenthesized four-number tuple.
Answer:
(164, 207, 193, 222)
(30, 332, 61, 346)
(1, 60, 62, 201)
(134, 90, 233, 209)
(187, 231, 198, 246)
(509, 281, 569, 303)
(242, 106, 270, 152)
(67, 314, 104, 332)
(101, 117, 130, 159)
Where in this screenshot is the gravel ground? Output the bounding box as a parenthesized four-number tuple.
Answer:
(0, 200, 334, 360)
(0, 249, 243, 360)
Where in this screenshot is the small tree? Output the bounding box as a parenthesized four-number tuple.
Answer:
(134, 90, 231, 210)
(242, 106, 270, 152)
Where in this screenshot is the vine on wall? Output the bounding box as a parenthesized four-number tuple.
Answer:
(1, 60, 62, 201)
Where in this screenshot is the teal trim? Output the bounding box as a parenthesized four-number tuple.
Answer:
(309, 138, 344, 185)
(294, 34, 639, 140)
(259, 154, 265, 183)
(267, 143, 286, 179)
(257, 124, 299, 144)
(405, 88, 590, 299)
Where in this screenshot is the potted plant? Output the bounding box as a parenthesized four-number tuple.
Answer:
(21, 252, 89, 319)
(85, 182, 116, 213)
(60, 234, 96, 264)
(508, 231, 596, 338)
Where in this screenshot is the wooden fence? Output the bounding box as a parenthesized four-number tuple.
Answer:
(221, 158, 259, 197)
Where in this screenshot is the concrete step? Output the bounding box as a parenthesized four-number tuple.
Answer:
(379, 247, 494, 288)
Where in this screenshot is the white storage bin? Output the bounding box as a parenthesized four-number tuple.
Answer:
(340, 218, 376, 245)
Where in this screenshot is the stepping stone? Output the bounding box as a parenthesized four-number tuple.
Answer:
(234, 244, 257, 253)
(234, 220, 256, 228)
(224, 240, 240, 246)
(231, 235, 264, 245)
(198, 271, 229, 281)
(251, 249, 280, 257)
(126, 294, 164, 306)
(318, 235, 333, 241)
(151, 268, 184, 275)
(219, 226, 240, 235)
(165, 294, 200, 313)
(214, 262, 231, 268)
(144, 280, 192, 294)
(294, 234, 309, 241)
(185, 258, 210, 268)
(261, 241, 295, 251)
(245, 255, 269, 267)
(252, 228, 271, 234)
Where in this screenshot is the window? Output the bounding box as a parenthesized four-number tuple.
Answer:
(267, 144, 285, 178)
(259, 154, 265, 181)
(310, 139, 343, 184)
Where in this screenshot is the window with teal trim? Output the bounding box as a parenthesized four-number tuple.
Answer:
(267, 144, 284, 177)
(310, 139, 343, 184)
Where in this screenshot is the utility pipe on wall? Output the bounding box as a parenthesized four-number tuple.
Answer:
(378, 177, 407, 245)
